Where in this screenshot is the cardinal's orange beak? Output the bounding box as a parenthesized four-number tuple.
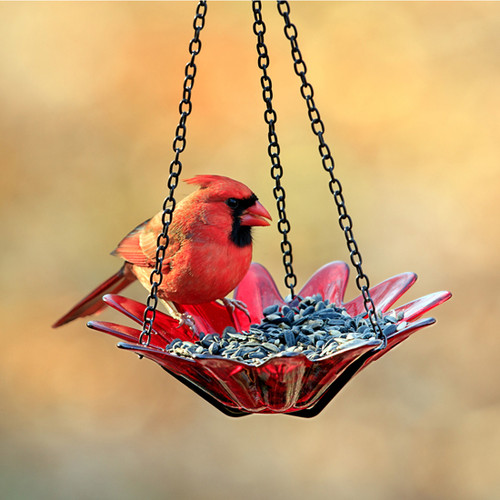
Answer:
(240, 201, 272, 227)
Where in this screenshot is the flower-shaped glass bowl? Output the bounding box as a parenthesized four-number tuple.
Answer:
(88, 261, 451, 417)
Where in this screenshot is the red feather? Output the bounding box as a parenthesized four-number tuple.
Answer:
(52, 265, 135, 327)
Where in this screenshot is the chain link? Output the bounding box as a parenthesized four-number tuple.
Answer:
(251, 0, 297, 298)
(140, 1, 208, 346)
(276, 0, 385, 347)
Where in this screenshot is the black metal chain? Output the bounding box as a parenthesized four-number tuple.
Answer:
(140, 1, 208, 346)
(251, 0, 297, 298)
(276, 0, 385, 347)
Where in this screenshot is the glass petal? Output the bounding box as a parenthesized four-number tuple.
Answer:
(88, 319, 177, 350)
(175, 301, 235, 336)
(393, 291, 452, 322)
(103, 294, 194, 341)
(343, 272, 417, 315)
(362, 317, 436, 366)
(234, 263, 285, 325)
(298, 261, 349, 305)
(87, 320, 144, 344)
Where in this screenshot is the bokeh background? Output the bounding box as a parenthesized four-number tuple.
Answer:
(1, 2, 499, 499)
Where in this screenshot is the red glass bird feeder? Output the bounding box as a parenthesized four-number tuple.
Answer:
(66, 1, 452, 417)
(88, 262, 451, 417)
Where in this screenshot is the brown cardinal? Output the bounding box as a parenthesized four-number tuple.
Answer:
(53, 174, 272, 328)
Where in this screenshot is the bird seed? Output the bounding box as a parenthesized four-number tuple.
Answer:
(165, 295, 404, 366)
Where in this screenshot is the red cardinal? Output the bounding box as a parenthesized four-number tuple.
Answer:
(53, 175, 271, 328)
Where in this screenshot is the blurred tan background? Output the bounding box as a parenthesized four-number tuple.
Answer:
(1, 2, 499, 499)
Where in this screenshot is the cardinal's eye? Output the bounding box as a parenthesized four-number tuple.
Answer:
(226, 198, 239, 209)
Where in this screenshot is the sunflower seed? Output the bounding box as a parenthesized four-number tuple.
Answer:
(248, 351, 267, 359)
(383, 324, 398, 336)
(302, 305, 315, 316)
(315, 301, 326, 311)
(228, 332, 247, 340)
(284, 330, 296, 347)
(261, 342, 280, 353)
(263, 304, 280, 316)
(316, 309, 337, 319)
(208, 343, 219, 355)
(307, 320, 324, 329)
(223, 326, 237, 338)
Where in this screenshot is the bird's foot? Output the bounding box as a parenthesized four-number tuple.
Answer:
(160, 299, 198, 334)
(221, 298, 251, 320)
(177, 312, 198, 334)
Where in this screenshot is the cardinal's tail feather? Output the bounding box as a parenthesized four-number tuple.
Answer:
(52, 265, 136, 328)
